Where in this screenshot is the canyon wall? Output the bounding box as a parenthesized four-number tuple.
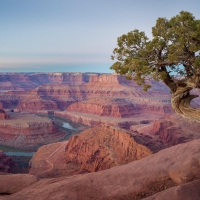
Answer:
(29, 125, 152, 177)
(0, 72, 97, 91)
(132, 113, 200, 147)
(0, 113, 66, 150)
(65, 125, 152, 172)
(0, 72, 177, 132)
(67, 98, 140, 118)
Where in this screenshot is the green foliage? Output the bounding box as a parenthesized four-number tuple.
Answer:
(111, 11, 200, 92)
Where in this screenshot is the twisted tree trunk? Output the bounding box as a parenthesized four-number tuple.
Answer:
(171, 85, 200, 123)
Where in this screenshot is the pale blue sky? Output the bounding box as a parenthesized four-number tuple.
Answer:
(0, 0, 200, 73)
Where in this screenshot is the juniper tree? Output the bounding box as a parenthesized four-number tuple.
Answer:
(111, 11, 200, 123)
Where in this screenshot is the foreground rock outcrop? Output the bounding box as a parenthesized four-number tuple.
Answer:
(1, 139, 200, 199)
(0, 174, 38, 195)
(29, 125, 152, 177)
(0, 151, 13, 173)
(144, 179, 200, 200)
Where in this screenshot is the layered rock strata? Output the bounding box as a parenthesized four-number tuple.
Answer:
(0, 113, 65, 150)
(65, 125, 152, 172)
(1, 139, 200, 199)
(29, 125, 152, 177)
(144, 179, 200, 200)
(0, 72, 95, 91)
(133, 114, 200, 146)
(67, 98, 140, 117)
(0, 73, 172, 112)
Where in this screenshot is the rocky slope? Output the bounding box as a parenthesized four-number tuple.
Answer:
(133, 113, 200, 146)
(0, 151, 14, 173)
(144, 179, 200, 200)
(0, 109, 10, 120)
(29, 125, 152, 177)
(0, 113, 65, 150)
(1, 139, 200, 199)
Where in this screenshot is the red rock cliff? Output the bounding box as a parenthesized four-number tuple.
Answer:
(67, 98, 140, 118)
(150, 114, 200, 145)
(29, 125, 152, 178)
(0, 113, 65, 150)
(65, 125, 152, 172)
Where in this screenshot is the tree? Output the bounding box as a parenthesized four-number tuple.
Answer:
(110, 11, 200, 123)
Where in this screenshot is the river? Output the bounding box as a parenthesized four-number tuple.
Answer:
(62, 122, 78, 130)
(5, 152, 35, 156)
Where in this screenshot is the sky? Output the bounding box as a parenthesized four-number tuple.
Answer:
(0, 0, 200, 73)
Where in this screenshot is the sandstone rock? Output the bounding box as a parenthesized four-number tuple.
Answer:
(0, 73, 172, 115)
(67, 98, 140, 117)
(0, 151, 13, 173)
(0, 113, 65, 151)
(144, 179, 200, 200)
(29, 125, 152, 177)
(0, 110, 10, 120)
(0, 174, 38, 195)
(0, 72, 93, 91)
(65, 125, 152, 172)
(18, 97, 58, 112)
(150, 114, 200, 145)
(28, 141, 72, 178)
(2, 139, 200, 200)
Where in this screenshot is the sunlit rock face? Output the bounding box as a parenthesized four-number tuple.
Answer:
(28, 125, 152, 178)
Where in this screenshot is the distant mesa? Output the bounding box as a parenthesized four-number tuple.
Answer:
(0, 109, 10, 120)
(67, 98, 140, 118)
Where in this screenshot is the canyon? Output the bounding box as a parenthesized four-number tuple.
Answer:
(0, 72, 200, 199)
(0, 73, 173, 128)
(0, 112, 66, 151)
